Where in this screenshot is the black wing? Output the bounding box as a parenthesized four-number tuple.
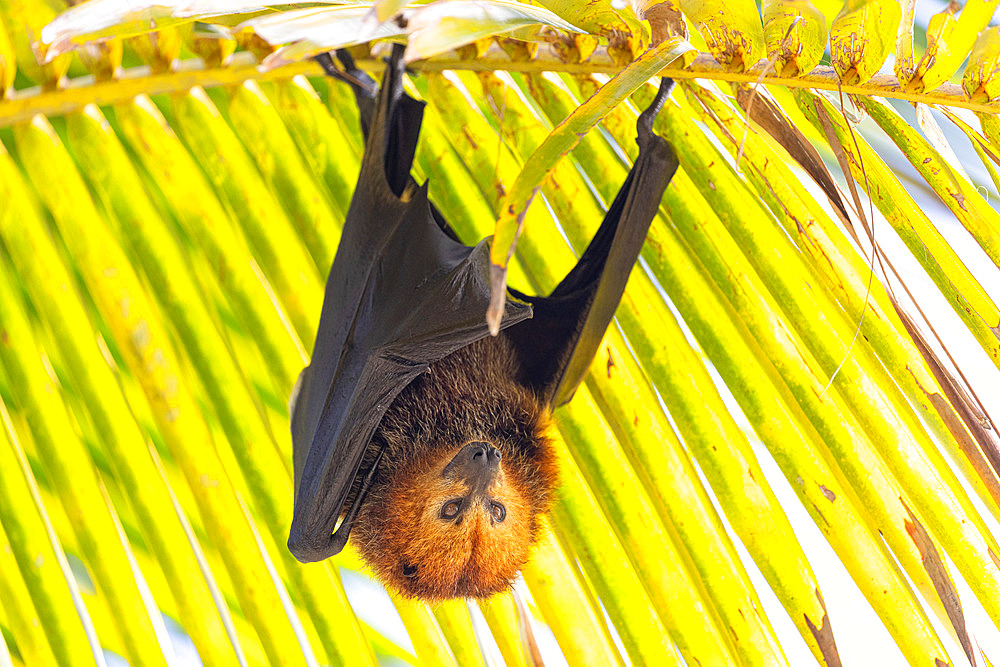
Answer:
(288, 46, 530, 562)
(507, 78, 679, 407)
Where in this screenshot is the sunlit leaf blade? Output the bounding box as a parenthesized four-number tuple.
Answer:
(677, 87, 1000, 646)
(679, 0, 765, 70)
(631, 85, 983, 664)
(0, 18, 14, 96)
(62, 101, 379, 665)
(0, 401, 98, 667)
(630, 165, 954, 664)
(40, 0, 294, 61)
(0, 134, 172, 664)
(11, 114, 318, 666)
(721, 87, 1000, 529)
(763, 0, 828, 74)
(897, 0, 999, 92)
(829, 0, 902, 84)
(534, 0, 645, 43)
(238, 5, 397, 71)
(964, 26, 1000, 102)
(979, 109, 1000, 154)
(862, 97, 1000, 276)
(389, 593, 460, 666)
(169, 86, 323, 345)
(0, 0, 70, 86)
(432, 601, 486, 667)
(520, 531, 624, 664)
(227, 80, 340, 271)
(762, 0, 828, 76)
(404, 1, 584, 62)
(566, 367, 755, 664)
(0, 524, 61, 667)
(797, 90, 1000, 372)
(549, 440, 684, 664)
(265, 76, 360, 222)
(478, 595, 528, 667)
(0, 135, 241, 665)
(941, 106, 1000, 245)
(113, 93, 306, 393)
(374, 0, 408, 22)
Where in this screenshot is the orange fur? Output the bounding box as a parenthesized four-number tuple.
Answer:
(351, 335, 558, 600)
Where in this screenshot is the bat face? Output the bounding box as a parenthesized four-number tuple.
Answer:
(355, 442, 540, 599)
(350, 337, 558, 600)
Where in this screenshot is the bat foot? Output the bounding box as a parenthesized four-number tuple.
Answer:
(312, 50, 377, 96)
(636, 76, 675, 142)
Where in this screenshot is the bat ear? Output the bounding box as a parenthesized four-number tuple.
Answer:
(506, 77, 680, 407)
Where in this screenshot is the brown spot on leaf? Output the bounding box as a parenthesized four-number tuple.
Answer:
(606, 347, 615, 378)
(951, 191, 967, 211)
(819, 485, 836, 502)
(639, 2, 686, 45)
(904, 503, 974, 664)
(804, 591, 843, 667)
(461, 126, 478, 150)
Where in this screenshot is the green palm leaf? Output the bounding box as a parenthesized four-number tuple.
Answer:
(1, 1, 998, 665)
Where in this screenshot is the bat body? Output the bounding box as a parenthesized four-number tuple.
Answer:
(289, 45, 679, 600)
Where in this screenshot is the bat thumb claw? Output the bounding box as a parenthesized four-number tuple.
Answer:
(487, 264, 507, 336)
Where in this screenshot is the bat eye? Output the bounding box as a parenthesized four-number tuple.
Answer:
(402, 563, 418, 578)
(441, 499, 462, 519)
(491, 502, 506, 523)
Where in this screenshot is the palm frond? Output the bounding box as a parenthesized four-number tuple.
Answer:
(0, 1, 998, 666)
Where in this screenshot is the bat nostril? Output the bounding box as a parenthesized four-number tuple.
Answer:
(468, 441, 489, 463)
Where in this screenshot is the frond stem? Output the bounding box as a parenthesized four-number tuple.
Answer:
(2, 47, 995, 128)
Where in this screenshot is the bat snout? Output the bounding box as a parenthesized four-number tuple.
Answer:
(468, 441, 502, 465)
(444, 441, 502, 490)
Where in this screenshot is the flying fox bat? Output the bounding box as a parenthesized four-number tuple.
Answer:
(288, 44, 679, 600)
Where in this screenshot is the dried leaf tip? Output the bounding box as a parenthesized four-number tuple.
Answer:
(488, 263, 508, 336)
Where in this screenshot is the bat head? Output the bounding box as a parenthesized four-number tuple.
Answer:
(368, 442, 545, 599)
(356, 433, 557, 600)
(351, 335, 559, 600)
